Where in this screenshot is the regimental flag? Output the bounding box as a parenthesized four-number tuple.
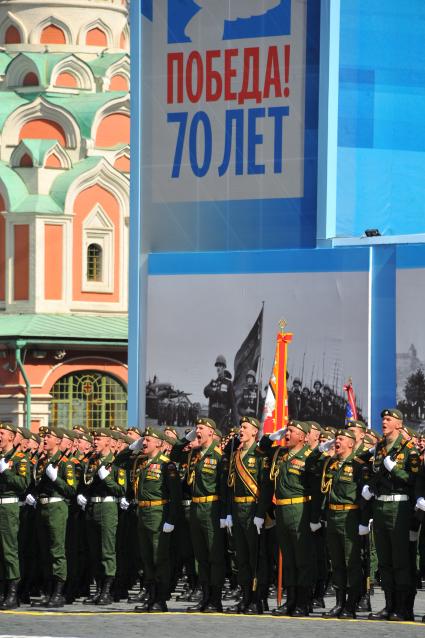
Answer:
(262, 328, 293, 435)
(233, 307, 263, 403)
(343, 378, 358, 424)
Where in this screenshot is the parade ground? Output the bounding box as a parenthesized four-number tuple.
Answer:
(1, 589, 425, 638)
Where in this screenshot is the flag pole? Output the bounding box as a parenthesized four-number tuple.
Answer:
(256, 301, 265, 416)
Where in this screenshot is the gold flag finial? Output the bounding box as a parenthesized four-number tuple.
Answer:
(278, 319, 287, 333)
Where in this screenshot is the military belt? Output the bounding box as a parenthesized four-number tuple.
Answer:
(182, 499, 192, 506)
(192, 495, 219, 503)
(39, 497, 63, 505)
(0, 497, 19, 504)
(276, 496, 311, 506)
(233, 496, 256, 503)
(376, 494, 408, 502)
(328, 503, 359, 511)
(138, 499, 169, 507)
(90, 496, 117, 503)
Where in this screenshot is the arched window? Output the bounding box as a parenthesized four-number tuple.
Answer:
(40, 24, 66, 44)
(86, 243, 102, 282)
(5, 25, 21, 44)
(22, 72, 39, 87)
(19, 153, 33, 167)
(86, 27, 107, 47)
(50, 371, 127, 429)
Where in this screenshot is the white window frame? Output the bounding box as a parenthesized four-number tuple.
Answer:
(82, 205, 113, 293)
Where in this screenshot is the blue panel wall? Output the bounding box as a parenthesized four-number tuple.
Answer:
(336, 1, 425, 238)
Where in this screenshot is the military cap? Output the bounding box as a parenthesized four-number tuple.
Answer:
(72, 424, 90, 435)
(15, 425, 24, 435)
(307, 421, 322, 433)
(322, 425, 338, 436)
(347, 419, 367, 431)
(20, 427, 32, 440)
(0, 422, 16, 433)
(403, 426, 417, 439)
(38, 425, 49, 435)
(288, 420, 309, 435)
(143, 426, 169, 442)
(30, 432, 41, 444)
(110, 425, 128, 434)
(75, 431, 93, 444)
(196, 417, 217, 432)
(320, 430, 334, 441)
(127, 426, 141, 434)
(246, 369, 256, 380)
(369, 429, 381, 440)
(45, 426, 63, 439)
(240, 416, 261, 430)
(92, 427, 111, 438)
(215, 354, 227, 367)
(214, 428, 222, 439)
(58, 428, 76, 441)
(292, 377, 302, 386)
(313, 380, 322, 388)
(110, 430, 124, 441)
(164, 427, 178, 438)
(381, 408, 403, 420)
(336, 429, 356, 441)
(363, 433, 375, 446)
(123, 435, 134, 445)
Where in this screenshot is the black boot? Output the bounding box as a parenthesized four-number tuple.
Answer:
(0, 579, 20, 610)
(291, 586, 310, 617)
(31, 581, 52, 607)
(272, 585, 297, 616)
(225, 585, 250, 613)
(312, 580, 326, 609)
(403, 589, 416, 622)
(388, 590, 409, 621)
(203, 586, 222, 613)
(149, 584, 168, 612)
(46, 578, 65, 608)
(83, 580, 102, 605)
(339, 588, 358, 619)
(369, 590, 393, 620)
(128, 586, 148, 603)
(186, 584, 209, 612)
(356, 591, 371, 612)
(322, 588, 346, 618)
(135, 584, 155, 612)
(243, 587, 264, 615)
(0, 581, 5, 604)
(96, 576, 114, 605)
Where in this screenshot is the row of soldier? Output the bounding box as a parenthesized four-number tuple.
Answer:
(0, 410, 424, 621)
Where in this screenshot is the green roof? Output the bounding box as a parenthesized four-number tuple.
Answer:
(0, 92, 32, 130)
(50, 156, 102, 210)
(87, 53, 128, 77)
(0, 161, 29, 209)
(13, 194, 63, 214)
(0, 314, 128, 342)
(46, 92, 127, 137)
(0, 52, 12, 74)
(7, 53, 70, 86)
(19, 139, 59, 167)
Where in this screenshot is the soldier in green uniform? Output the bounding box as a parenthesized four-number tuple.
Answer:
(0, 422, 31, 609)
(361, 408, 420, 621)
(77, 428, 126, 605)
(28, 427, 76, 608)
(317, 429, 370, 618)
(225, 417, 271, 614)
(347, 419, 367, 455)
(129, 426, 181, 612)
(171, 417, 229, 613)
(260, 420, 319, 617)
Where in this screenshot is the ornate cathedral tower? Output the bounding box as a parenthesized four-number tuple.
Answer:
(0, 0, 130, 429)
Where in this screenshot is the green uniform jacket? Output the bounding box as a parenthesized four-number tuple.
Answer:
(359, 434, 419, 496)
(0, 448, 30, 496)
(33, 451, 76, 499)
(80, 452, 126, 498)
(228, 443, 272, 518)
(134, 451, 181, 524)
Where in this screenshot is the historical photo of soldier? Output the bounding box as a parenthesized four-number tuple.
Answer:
(203, 355, 237, 435)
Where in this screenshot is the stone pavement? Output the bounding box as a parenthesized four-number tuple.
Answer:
(0, 588, 424, 638)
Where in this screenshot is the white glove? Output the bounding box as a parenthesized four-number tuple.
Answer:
(46, 464, 58, 482)
(225, 514, 233, 529)
(0, 458, 9, 473)
(119, 497, 130, 510)
(383, 456, 396, 472)
(269, 428, 286, 442)
(409, 530, 419, 542)
(129, 437, 143, 451)
(368, 446, 376, 454)
(310, 521, 322, 533)
(361, 485, 374, 501)
(185, 429, 197, 442)
(358, 524, 370, 536)
(77, 494, 88, 510)
(319, 439, 335, 453)
(220, 518, 227, 529)
(253, 516, 264, 534)
(163, 522, 175, 533)
(416, 497, 425, 512)
(25, 493, 37, 508)
(98, 466, 110, 480)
